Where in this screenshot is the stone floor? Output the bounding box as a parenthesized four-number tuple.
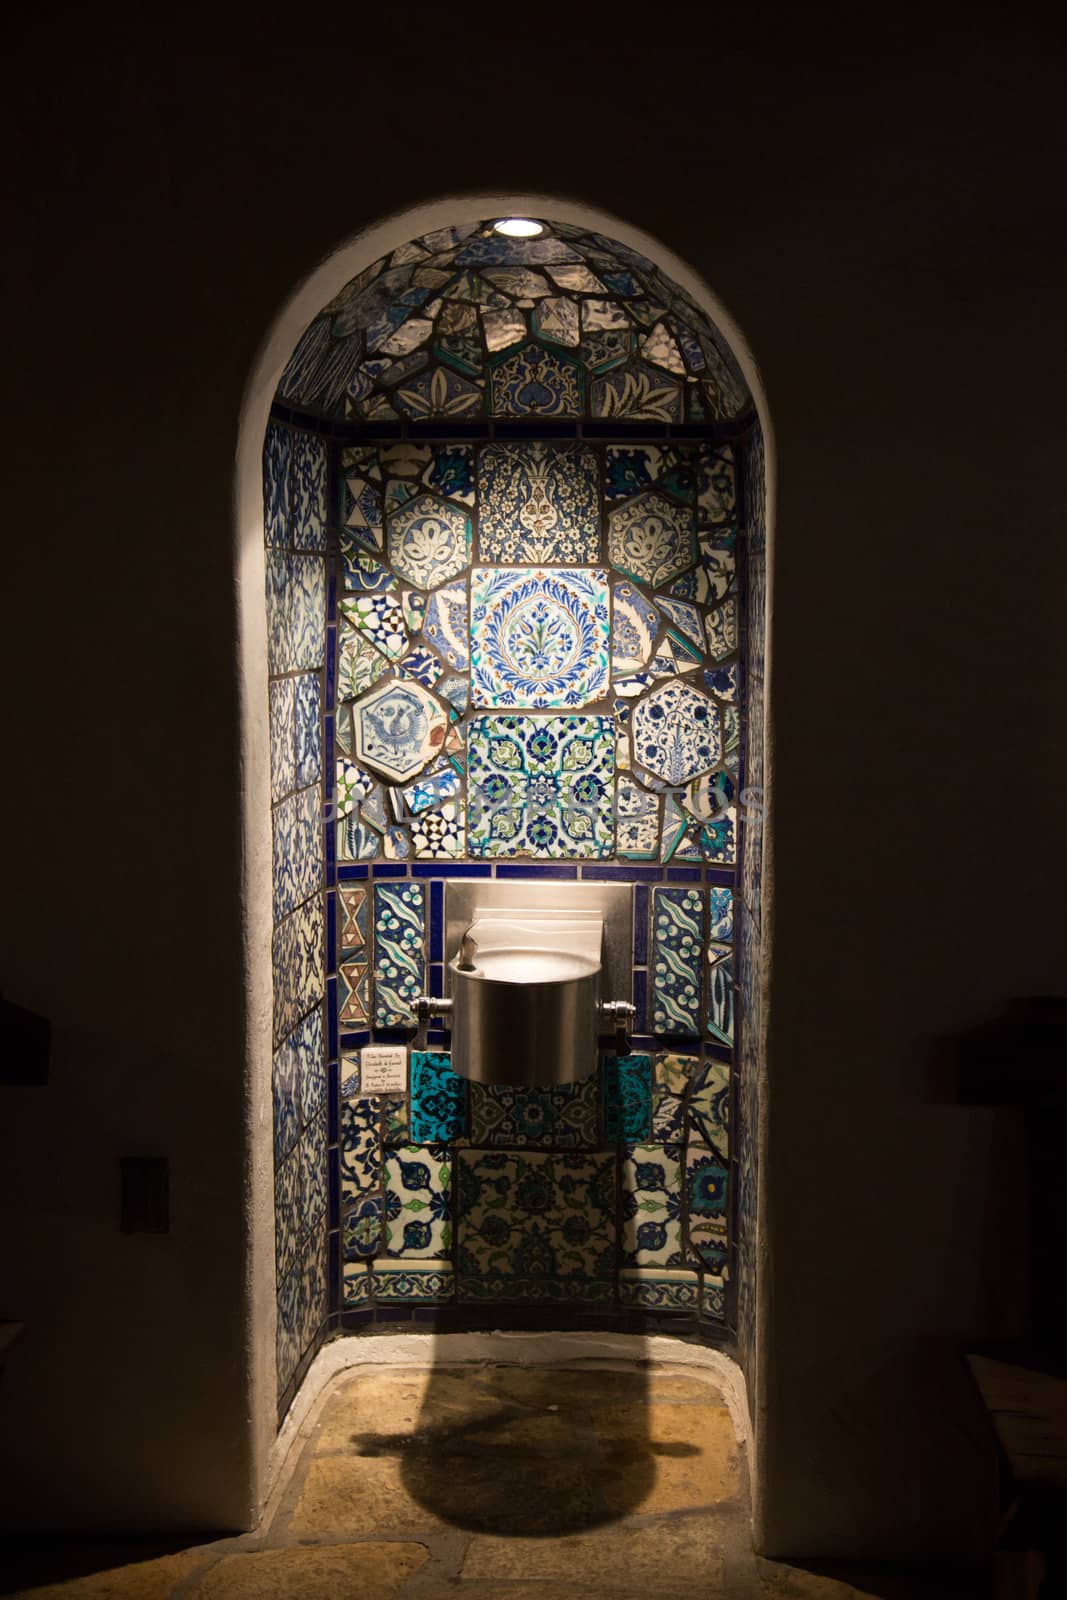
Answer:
(2, 1363, 981, 1599)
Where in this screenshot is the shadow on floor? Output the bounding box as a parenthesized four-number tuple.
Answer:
(351, 1358, 669, 1535)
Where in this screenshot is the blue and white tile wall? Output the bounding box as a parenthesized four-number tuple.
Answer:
(263, 419, 331, 1407)
(323, 433, 753, 1343)
(265, 218, 765, 1384)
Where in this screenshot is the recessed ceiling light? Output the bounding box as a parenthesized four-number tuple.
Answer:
(493, 218, 545, 238)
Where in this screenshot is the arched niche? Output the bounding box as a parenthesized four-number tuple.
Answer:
(236, 196, 772, 1511)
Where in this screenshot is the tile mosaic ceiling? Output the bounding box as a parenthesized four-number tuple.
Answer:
(277, 220, 752, 424)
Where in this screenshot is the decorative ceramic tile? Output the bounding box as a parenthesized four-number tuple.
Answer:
(343, 1261, 371, 1307)
(272, 785, 323, 922)
(683, 770, 735, 826)
(411, 800, 465, 859)
(615, 773, 660, 859)
(701, 1275, 726, 1321)
(397, 646, 440, 688)
(410, 1051, 466, 1143)
(388, 492, 471, 590)
(336, 759, 377, 819)
(423, 580, 468, 669)
(657, 596, 704, 654)
(275, 1109, 326, 1279)
(602, 1053, 652, 1141)
(697, 444, 737, 528)
(621, 1145, 684, 1266)
(384, 1146, 451, 1256)
(456, 1151, 615, 1301)
(611, 581, 658, 673)
(686, 1142, 728, 1269)
(269, 678, 296, 803)
(708, 887, 734, 942)
(632, 681, 722, 785)
(338, 958, 369, 1027)
(272, 1007, 325, 1164)
(372, 1261, 455, 1300)
(699, 808, 736, 865)
(704, 600, 737, 662)
(651, 887, 704, 1038)
(383, 1092, 409, 1148)
(373, 881, 425, 1028)
(338, 884, 368, 955)
(276, 1259, 301, 1394)
(272, 893, 324, 1045)
(341, 541, 395, 593)
(689, 1058, 729, 1155)
(608, 492, 694, 587)
(394, 365, 483, 419)
(293, 674, 321, 788)
(263, 421, 290, 548)
(703, 663, 739, 705)
(290, 430, 328, 550)
(489, 342, 583, 418)
(402, 769, 461, 814)
(468, 1078, 598, 1149)
(478, 442, 599, 563)
(340, 592, 408, 661)
(707, 944, 734, 1045)
(470, 568, 609, 709)
(651, 1051, 699, 1143)
(352, 680, 448, 784)
(338, 621, 389, 701)
(467, 714, 614, 859)
(591, 361, 683, 422)
(342, 472, 383, 550)
(619, 1268, 699, 1311)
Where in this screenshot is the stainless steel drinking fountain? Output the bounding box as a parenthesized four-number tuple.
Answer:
(414, 881, 634, 1087)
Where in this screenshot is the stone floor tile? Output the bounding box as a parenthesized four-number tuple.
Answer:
(189, 1542, 427, 1598)
(313, 1368, 501, 1451)
(462, 1513, 727, 1584)
(595, 1399, 741, 1513)
(7, 1549, 210, 1600)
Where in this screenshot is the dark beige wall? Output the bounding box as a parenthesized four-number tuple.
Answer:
(1, 4, 1063, 1552)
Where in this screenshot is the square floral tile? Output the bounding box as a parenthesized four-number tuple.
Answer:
(290, 430, 328, 551)
(410, 1051, 466, 1143)
(651, 887, 703, 1037)
(263, 421, 290, 548)
(602, 1053, 652, 1141)
(619, 1268, 699, 1311)
(651, 1051, 699, 1143)
(272, 1007, 325, 1165)
(479, 442, 599, 564)
(456, 1151, 615, 1301)
(468, 1078, 598, 1149)
(384, 1146, 451, 1257)
(470, 568, 609, 709)
(621, 1144, 685, 1267)
(373, 881, 425, 1028)
(689, 1058, 729, 1156)
(468, 714, 614, 859)
(269, 678, 296, 803)
(686, 1142, 728, 1270)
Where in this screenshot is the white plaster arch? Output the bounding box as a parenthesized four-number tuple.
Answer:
(234, 193, 775, 1524)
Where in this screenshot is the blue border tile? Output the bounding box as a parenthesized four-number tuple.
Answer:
(496, 863, 579, 879)
(634, 884, 649, 965)
(430, 880, 444, 962)
(410, 863, 491, 878)
(338, 865, 369, 881)
(666, 867, 702, 883)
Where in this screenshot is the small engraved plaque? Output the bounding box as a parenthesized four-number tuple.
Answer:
(360, 1045, 408, 1094)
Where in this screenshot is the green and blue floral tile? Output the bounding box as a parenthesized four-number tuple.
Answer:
(410, 1051, 466, 1143)
(384, 1145, 451, 1257)
(468, 1079, 598, 1149)
(602, 1053, 652, 1141)
(456, 1150, 615, 1301)
(343, 1261, 371, 1308)
(651, 887, 704, 1038)
(621, 1144, 685, 1267)
(686, 1142, 728, 1271)
(470, 567, 610, 710)
(467, 713, 614, 859)
(619, 1268, 699, 1312)
(373, 881, 425, 1028)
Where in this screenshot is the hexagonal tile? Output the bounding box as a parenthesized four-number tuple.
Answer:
(387, 491, 471, 590)
(608, 491, 695, 587)
(631, 680, 722, 785)
(352, 679, 448, 783)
